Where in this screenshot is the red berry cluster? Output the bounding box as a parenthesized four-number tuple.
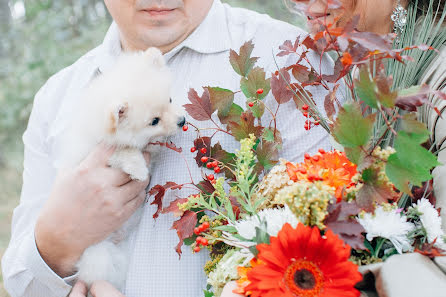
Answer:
(302, 104, 320, 131)
(193, 222, 210, 253)
(191, 145, 222, 177)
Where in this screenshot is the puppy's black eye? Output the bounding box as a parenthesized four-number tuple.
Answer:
(169, 98, 172, 103)
(150, 117, 160, 126)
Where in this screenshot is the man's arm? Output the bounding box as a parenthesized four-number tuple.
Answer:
(1, 82, 77, 297)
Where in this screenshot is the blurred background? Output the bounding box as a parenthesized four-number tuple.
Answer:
(0, 0, 304, 295)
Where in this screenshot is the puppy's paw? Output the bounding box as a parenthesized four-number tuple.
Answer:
(126, 165, 149, 181)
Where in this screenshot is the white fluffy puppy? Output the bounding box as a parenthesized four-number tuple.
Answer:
(56, 47, 185, 292)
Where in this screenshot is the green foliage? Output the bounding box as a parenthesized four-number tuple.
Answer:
(332, 102, 376, 148)
(386, 131, 440, 194)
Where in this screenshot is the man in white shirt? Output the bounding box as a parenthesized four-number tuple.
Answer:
(2, 0, 332, 296)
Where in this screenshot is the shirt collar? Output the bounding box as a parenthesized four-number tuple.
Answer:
(96, 0, 230, 71)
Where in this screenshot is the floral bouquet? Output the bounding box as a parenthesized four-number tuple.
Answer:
(148, 2, 446, 296)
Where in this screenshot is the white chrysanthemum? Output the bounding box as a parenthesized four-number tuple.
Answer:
(207, 249, 252, 297)
(221, 207, 299, 249)
(234, 206, 299, 240)
(357, 206, 415, 254)
(413, 198, 446, 249)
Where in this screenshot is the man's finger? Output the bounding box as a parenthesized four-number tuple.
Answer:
(69, 281, 88, 297)
(100, 167, 133, 186)
(118, 178, 150, 203)
(123, 190, 146, 216)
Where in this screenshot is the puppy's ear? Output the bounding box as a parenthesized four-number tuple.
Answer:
(144, 47, 165, 68)
(109, 102, 128, 133)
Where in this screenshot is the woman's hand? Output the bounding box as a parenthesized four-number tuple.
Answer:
(69, 281, 126, 297)
(221, 281, 244, 297)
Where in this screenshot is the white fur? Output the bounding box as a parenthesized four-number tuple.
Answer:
(56, 48, 184, 292)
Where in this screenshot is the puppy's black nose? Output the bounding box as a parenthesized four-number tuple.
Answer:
(177, 117, 186, 127)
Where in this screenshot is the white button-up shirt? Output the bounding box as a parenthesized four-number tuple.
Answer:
(2, 1, 333, 296)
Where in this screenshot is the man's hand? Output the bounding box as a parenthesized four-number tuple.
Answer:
(35, 144, 150, 277)
(69, 281, 125, 297)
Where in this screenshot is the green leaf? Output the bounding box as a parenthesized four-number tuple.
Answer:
(205, 87, 235, 117)
(248, 100, 265, 118)
(262, 128, 276, 142)
(218, 103, 244, 125)
(229, 40, 259, 77)
(386, 131, 440, 194)
(400, 113, 429, 139)
(213, 225, 237, 233)
(355, 67, 378, 109)
(255, 141, 279, 171)
(332, 102, 375, 148)
(204, 290, 215, 297)
(183, 237, 195, 246)
(240, 67, 271, 100)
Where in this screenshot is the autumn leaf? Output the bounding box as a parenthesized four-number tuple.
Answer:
(395, 84, 431, 112)
(227, 111, 263, 141)
(196, 179, 215, 195)
(277, 38, 300, 57)
(290, 64, 311, 83)
(386, 131, 440, 194)
(240, 67, 271, 100)
(324, 84, 339, 120)
(184, 88, 213, 121)
(357, 167, 400, 211)
(211, 142, 236, 179)
(162, 198, 189, 217)
(148, 182, 183, 219)
(229, 40, 259, 77)
(325, 201, 366, 250)
(205, 87, 235, 117)
(193, 136, 211, 167)
(332, 102, 375, 148)
(271, 68, 293, 104)
(375, 70, 397, 108)
(171, 210, 197, 256)
(255, 140, 280, 172)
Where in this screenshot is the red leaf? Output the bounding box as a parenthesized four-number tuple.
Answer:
(277, 38, 300, 57)
(193, 137, 212, 166)
(395, 85, 431, 112)
(197, 179, 215, 195)
(271, 68, 293, 104)
(162, 198, 189, 217)
(290, 64, 311, 83)
(415, 240, 445, 259)
(171, 210, 197, 257)
(183, 88, 213, 121)
(325, 201, 366, 250)
(324, 84, 340, 119)
(148, 182, 183, 219)
(227, 111, 263, 141)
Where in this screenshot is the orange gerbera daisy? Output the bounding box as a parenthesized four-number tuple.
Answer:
(286, 150, 357, 201)
(244, 223, 362, 297)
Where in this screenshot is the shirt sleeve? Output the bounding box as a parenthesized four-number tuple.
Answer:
(1, 81, 76, 297)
